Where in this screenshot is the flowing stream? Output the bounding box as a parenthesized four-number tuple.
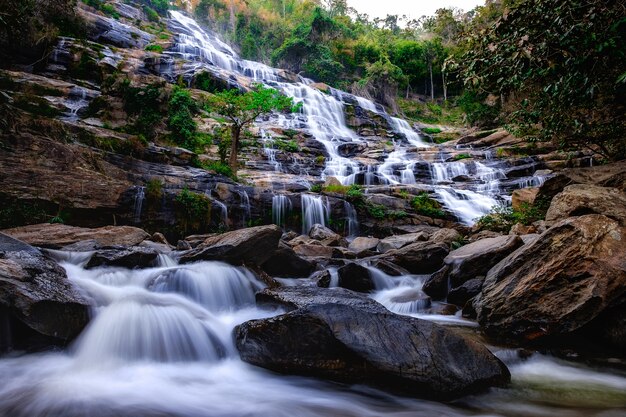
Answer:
(1, 257, 625, 416)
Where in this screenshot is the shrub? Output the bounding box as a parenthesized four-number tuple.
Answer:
(453, 153, 471, 161)
(145, 44, 163, 53)
(475, 200, 549, 233)
(366, 203, 387, 219)
(421, 127, 442, 135)
(168, 87, 198, 149)
(175, 188, 211, 233)
(310, 184, 323, 193)
(412, 192, 445, 218)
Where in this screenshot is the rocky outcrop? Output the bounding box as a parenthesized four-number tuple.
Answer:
(0, 233, 90, 351)
(337, 262, 374, 292)
(236, 304, 510, 399)
(2, 224, 150, 249)
(85, 246, 158, 269)
(376, 232, 428, 253)
(80, 7, 154, 49)
(348, 237, 379, 253)
(545, 184, 626, 226)
(179, 225, 282, 266)
(474, 215, 626, 345)
(383, 242, 449, 274)
(444, 235, 523, 288)
(260, 246, 315, 278)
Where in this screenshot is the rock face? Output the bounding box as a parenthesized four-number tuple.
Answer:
(444, 235, 523, 288)
(376, 232, 428, 253)
(85, 246, 158, 269)
(0, 233, 90, 351)
(545, 184, 626, 226)
(474, 215, 626, 344)
(348, 237, 380, 253)
(179, 225, 282, 266)
(384, 242, 449, 274)
(236, 304, 510, 399)
(1, 224, 150, 249)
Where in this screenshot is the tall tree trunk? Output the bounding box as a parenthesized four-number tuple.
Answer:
(228, 124, 241, 176)
(429, 58, 434, 101)
(442, 69, 447, 102)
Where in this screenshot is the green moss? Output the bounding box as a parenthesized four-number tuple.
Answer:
(421, 127, 442, 135)
(175, 187, 212, 234)
(453, 153, 472, 161)
(475, 200, 549, 233)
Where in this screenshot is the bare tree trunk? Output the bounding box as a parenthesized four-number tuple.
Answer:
(442, 69, 447, 102)
(429, 59, 434, 101)
(228, 124, 241, 176)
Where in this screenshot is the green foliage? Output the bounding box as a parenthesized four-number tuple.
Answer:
(453, 153, 471, 161)
(205, 84, 298, 175)
(175, 188, 211, 234)
(194, 71, 228, 93)
(0, 199, 50, 229)
(421, 127, 442, 135)
(366, 203, 386, 219)
(345, 184, 363, 203)
(411, 192, 445, 218)
(475, 200, 549, 233)
(145, 44, 163, 53)
(100, 4, 120, 19)
(269, 138, 299, 152)
(310, 183, 323, 193)
(456, 91, 500, 127)
(121, 80, 166, 139)
(205, 161, 233, 177)
(145, 179, 163, 201)
(388, 210, 408, 219)
(457, 0, 626, 160)
(168, 87, 198, 149)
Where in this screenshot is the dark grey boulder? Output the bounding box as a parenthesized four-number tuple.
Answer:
(236, 303, 510, 400)
(0, 233, 90, 351)
(86, 246, 158, 269)
(337, 262, 374, 292)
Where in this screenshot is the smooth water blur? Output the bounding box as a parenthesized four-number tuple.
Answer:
(0, 258, 625, 416)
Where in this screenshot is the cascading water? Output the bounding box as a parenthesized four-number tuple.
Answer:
(132, 185, 145, 224)
(301, 194, 328, 234)
(272, 194, 292, 229)
(343, 201, 359, 237)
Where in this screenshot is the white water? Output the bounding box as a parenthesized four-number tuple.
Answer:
(301, 193, 329, 234)
(272, 194, 292, 229)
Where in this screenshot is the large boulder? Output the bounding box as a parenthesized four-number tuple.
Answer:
(85, 246, 158, 269)
(444, 235, 523, 288)
(383, 242, 449, 274)
(0, 233, 90, 351)
(236, 304, 510, 399)
(260, 247, 315, 278)
(1, 224, 150, 249)
(337, 262, 374, 292)
(179, 225, 282, 266)
(308, 224, 346, 246)
(376, 232, 429, 253)
(545, 184, 626, 225)
(474, 215, 626, 345)
(348, 237, 380, 253)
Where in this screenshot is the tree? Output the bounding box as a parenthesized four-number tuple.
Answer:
(205, 84, 299, 176)
(458, 0, 626, 160)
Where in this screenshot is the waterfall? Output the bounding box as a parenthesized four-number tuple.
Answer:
(389, 117, 429, 148)
(343, 201, 359, 237)
(272, 194, 292, 229)
(301, 194, 328, 234)
(237, 190, 251, 224)
(132, 186, 145, 224)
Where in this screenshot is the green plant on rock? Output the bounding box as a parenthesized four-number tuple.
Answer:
(175, 187, 211, 234)
(145, 44, 163, 53)
(345, 184, 364, 203)
(366, 203, 386, 219)
(411, 192, 445, 218)
(453, 153, 471, 161)
(168, 86, 198, 150)
(309, 183, 323, 193)
(121, 80, 166, 139)
(475, 200, 549, 233)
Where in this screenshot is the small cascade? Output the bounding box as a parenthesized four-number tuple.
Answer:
(377, 147, 417, 185)
(272, 194, 292, 229)
(343, 201, 359, 237)
(401, 162, 417, 185)
(212, 199, 229, 226)
(430, 161, 470, 183)
(237, 190, 252, 225)
(132, 186, 146, 224)
(301, 194, 329, 234)
(434, 188, 499, 225)
(260, 129, 283, 172)
(389, 117, 429, 148)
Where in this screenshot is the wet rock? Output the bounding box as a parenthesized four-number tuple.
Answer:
(474, 215, 626, 346)
(447, 279, 483, 307)
(0, 233, 90, 351)
(80, 8, 154, 49)
(422, 266, 450, 299)
(445, 235, 523, 288)
(151, 232, 170, 246)
(338, 142, 366, 157)
(348, 237, 379, 253)
(309, 224, 346, 246)
(261, 247, 315, 278)
(377, 232, 428, 253)
(179, 225, 282, 266)
(256, 286, 386, 313)
(2, 224, 150, 249)
(86, 246, 158, 269)
(383, 242, 449, 274)
(545, 184, 626, 226)
(511, 187, 539, 211)
(314, 270, 333, 288)
(176, 240, 192, 251)
(369, 259, 410, 276)
(236, 304, 510, 400)
(337, 262, 374, 293)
